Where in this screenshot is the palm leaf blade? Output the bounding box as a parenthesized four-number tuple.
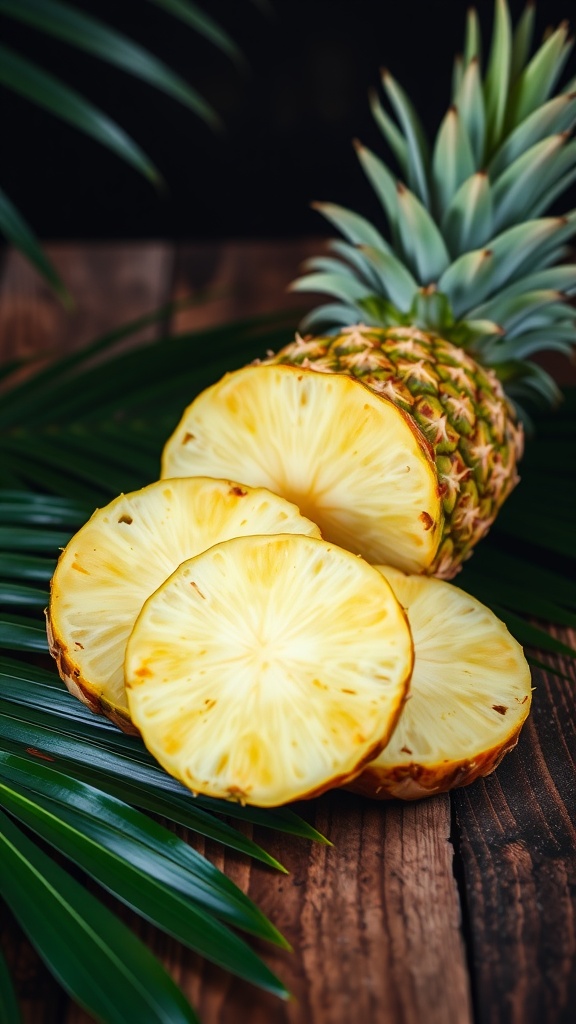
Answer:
(0, 809, 199, 1024)
(0, 186, 69, 302)
(0, 0, 219, 126)
(0, 779, 289, 993)
(0, 44, 160, 185)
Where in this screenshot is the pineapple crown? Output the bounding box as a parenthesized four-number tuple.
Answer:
(292, 0, 576, 417)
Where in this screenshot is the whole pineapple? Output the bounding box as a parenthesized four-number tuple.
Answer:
(164, 0, 576, 579)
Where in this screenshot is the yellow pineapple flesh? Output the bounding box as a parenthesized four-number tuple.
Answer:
(349, 565, 532, 800)
(265, 325, 523, 578)
(125, 534, 414, 807)
(47, 477, 320, 730)
(161, 362, 443, 574)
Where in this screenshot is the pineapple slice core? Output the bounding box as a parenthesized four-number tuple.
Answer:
(125, 535, 414, 807)
(161, 364, 443, 573)
(47, 477, 321, 728)
(349, 566, 532, 799)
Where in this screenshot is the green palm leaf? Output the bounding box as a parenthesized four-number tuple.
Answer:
(0, 1, 252, 295)
(0, 810, 200, 1024)
(0, 0, 219, 126)
(0, 44, 162, 185)
(0, 186, 70, 305)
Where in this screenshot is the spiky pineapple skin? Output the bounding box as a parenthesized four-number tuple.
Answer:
(265, 324, 524, 578)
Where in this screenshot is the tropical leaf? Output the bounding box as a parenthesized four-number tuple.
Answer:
(0, 1, 254, 294)
(0, 809, 201, 1024)
(0, 0, 222, 125)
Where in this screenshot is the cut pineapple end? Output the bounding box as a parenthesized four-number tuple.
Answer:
(161, 363, 443, 573)
(349, 566, 532, 800)
(47, 477, 321, 728)
(125, 534, 414, 807)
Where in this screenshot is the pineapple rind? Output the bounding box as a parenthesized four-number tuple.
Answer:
(267, 325, 523, 578)
(125, 535, 414, 807)
(348, 564, 532, 800)
(47, 477, 321, 727)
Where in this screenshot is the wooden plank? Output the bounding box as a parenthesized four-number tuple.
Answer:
(0, 242, 173, 370)
(169, 240, 326, 333)
(452, 633, 576, 1024)
(86, 793, 468, 1024)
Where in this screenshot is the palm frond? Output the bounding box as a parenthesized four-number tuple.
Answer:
(0, 0, 254, 295)
(0, 809, 201, 1024)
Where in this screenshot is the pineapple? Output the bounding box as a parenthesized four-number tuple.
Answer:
(125, 534, 414, 807)
(349, 566, 532, 800)
(47, 477, 320, 731)
(163, 0, 576, 579)
(161, 363, 443, 573)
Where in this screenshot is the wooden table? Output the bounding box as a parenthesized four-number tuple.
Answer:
(1, 242, 575, 1024)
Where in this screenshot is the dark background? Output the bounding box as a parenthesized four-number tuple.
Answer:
(1, 0, 574, 240)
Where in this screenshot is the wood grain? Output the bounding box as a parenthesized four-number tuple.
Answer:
(0, 243, 172, 374)
(146, 793, 472, 1024)
(452, 633, 576, 1024)
(169, 240, 325, 334)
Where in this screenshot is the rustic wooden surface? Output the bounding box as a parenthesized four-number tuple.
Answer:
(0, 243, 575, 1024)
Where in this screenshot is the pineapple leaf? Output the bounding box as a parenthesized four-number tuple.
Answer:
(395, 183, 451, 282)
(530, 161, 576, 218)
(491, 134, 571, 232)
(470, 288, 568, 334)
(488, 91, 576, 179)
(369, 88, 409, 175)
(441, 171, 494, 254)
(359, 245, 419, 311)
(380, 70, 430, 206)
(311, 202, 391, 250)
(454, 57, 486, 165)
(463, 6, 482, 67)
(0, 809, 200, 1024)
(432, 107, 476, 218)
(510, 2, 536, 82)
(328, 240, 385, 289)
(483, 0, 513, 155)
(437, 247, 496, 319)
(299, 303, 359, 332)
(485, 326, 576, 361)
(354, 142, 400, 243)
(507, 20, 572, 128)
(290, 271, 370, 305)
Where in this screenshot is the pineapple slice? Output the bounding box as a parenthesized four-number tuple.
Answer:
(125, 535, 414, 807)
(349, 566, 532, 800)
(161, 363, 443, 574)
(47, 477, 321, 732)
